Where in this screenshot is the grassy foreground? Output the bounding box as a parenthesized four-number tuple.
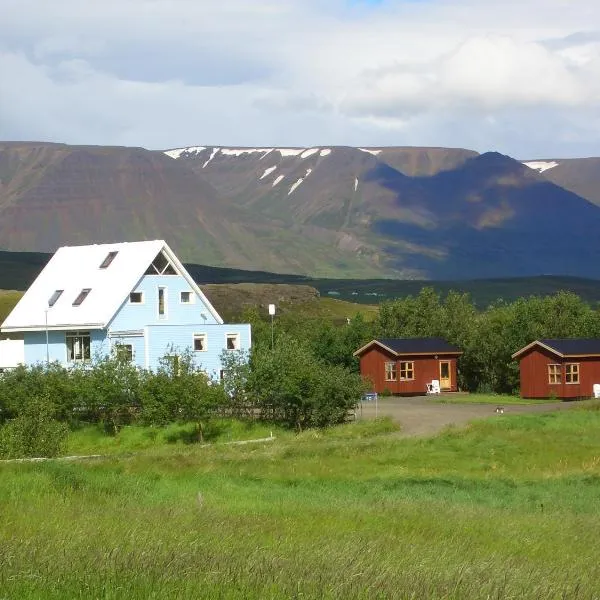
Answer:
(2, 407, 600, 598)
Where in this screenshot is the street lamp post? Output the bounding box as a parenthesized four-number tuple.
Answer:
(45, 308, 49, 365)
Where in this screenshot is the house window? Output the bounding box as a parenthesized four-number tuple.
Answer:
(48, 289, 63, 307)
(565, 363, 580, 384)
(385, 362, 397, 381)
(99, 251, 118, 269)
(72, 288, 91, 306)
(548, 364, 562, 384)
(66, 331, 91, 362)
(145, 251, 178, 275)
(158, 287, 166, 318)
(193, 333, 207, 352)
(180, 291, 193, 304)
(400, 361, 414, 381)
(114, 343, 133, 362)
(226, 333, 240, 350)
(129, 292, 143, 304)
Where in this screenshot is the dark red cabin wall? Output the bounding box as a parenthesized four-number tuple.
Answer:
(359, 349, 459, 394)
(519, 348, 600, 398)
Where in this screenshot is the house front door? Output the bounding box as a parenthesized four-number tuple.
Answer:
(439, 361, 451, 390)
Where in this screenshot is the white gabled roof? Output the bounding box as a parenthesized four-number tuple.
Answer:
(1, 240, 223, 332)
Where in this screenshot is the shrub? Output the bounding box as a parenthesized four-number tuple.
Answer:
(0, 394, 69, 459)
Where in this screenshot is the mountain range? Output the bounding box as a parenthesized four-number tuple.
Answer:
(0, 141, 599, 279)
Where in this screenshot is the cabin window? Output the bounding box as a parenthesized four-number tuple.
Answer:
(72, 288, 91, 306)
(114, 343, 133, 362)
(193, 333, 207, 352)
(99, 251, 118, 269)
(565, 363, 580, 384)
(180, 291, 193, 304)
(66, 331, 91, 362)
(145, 251, 178, 275)
(48, 289, 63, 307)
(385, 362, 397, 381)
(548, 364, 562, 384)
(129, 292, 143, 304)
(226, 333, 240, 351)
(400, 361, 414, 380)
(158, 287, 167, 318)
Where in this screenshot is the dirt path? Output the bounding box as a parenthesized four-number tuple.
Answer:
(357, 396, 594, 437)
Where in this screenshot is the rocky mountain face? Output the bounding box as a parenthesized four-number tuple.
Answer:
(0, 141, 599, 279)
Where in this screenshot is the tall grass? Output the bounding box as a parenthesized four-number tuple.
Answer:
(2, 409, 600, 598)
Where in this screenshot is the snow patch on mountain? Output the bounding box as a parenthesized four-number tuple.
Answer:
(300, 148, 319, 159)
(203, 148, 220, 168)
(272, 175, 285, 187)
(320, 149, 332, 157)
(358, 148, 382, 156)
(522, 161, 560, 173)
(164, 146, 206, 159)
(354, 177, 358, 191)
(288, 168, 312, 195)
(260, 166, 277, 180)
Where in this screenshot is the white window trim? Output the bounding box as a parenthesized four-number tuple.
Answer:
(193, 333, 208, 352)
(65, 331, 92, 363)
(158, 286, 168, 320)
(129, 291, 145, 305)
(226, 332, 240, 351)
(179, 290, 195, 304)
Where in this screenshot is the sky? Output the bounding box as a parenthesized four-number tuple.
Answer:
(0, 0, 599, 158)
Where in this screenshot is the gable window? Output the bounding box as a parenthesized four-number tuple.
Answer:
(565, 363, 580, 384)
(548, 364, 562, 384)
(158, 287, 167, 318)
(66, 331, 91, 362)
(129, 291, 143, 304)
(180, 291, 193, 304)
(400, 361, 414, 381)
(385, 362, 397, 381)
(99, 251, 118, 269)
(193, 333, 207, 352)
(48, 289, 63, 307)
(72, 288, 91, 306)
(226, 333, 240, 351)
(145, 251, 178, 275)
(114, 343, 133, 362)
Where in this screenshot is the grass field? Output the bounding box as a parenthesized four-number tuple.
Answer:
(2, 407, 600, 598)
(435, 393, 551, 405)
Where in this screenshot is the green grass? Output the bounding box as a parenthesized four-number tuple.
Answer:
(435, 393, 551, 405)
(2, 407, 600, 598)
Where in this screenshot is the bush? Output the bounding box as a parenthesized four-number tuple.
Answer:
(0, 394, 69, 459)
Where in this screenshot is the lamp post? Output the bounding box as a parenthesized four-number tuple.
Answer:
(45, 307, 49, 365)
(268, 304, 276, 351)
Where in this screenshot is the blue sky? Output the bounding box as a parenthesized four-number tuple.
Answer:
(0, 0, 598, 157)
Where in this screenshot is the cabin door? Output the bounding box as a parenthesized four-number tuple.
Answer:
(439, 361, 451, 391)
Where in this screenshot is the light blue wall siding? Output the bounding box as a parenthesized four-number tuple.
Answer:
(109, 274, 219, 330)
(146, 323, 252, 377)
(24, 330, 108, 366)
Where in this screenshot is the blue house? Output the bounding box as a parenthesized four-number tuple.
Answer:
(0, 240, 251, 377)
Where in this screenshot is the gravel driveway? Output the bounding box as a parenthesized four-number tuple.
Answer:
(357, 395, 593, 437)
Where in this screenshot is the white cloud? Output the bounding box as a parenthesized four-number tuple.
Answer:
(0, 0, 598, 157)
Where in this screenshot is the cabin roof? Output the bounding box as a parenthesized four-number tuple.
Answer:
(353, 337, 462, 357)
(1, 240, 223, 332)
(512, 338, 600, 359)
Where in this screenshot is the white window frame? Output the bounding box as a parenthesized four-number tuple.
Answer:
(66, 331, 91, 363)
(385, 361, 397, 382)
(180, 290, 194, 304)
(158, 286, 167, 320)
(193, 333, 207, 352)
(226, 333, 240, 351)
(129, 291, 144, 304)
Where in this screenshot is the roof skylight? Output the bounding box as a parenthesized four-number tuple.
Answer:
(73, 288, 91, 306)
(48, 289, 63, 307)
(99, 251, 118, 269)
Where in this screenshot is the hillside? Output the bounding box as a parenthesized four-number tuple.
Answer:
(523, 157, 600, 207)
(2, 141, 600, 279)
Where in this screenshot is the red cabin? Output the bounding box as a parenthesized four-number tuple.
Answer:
(353, 338, 462, 395)
(513, 339, 600, 399)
